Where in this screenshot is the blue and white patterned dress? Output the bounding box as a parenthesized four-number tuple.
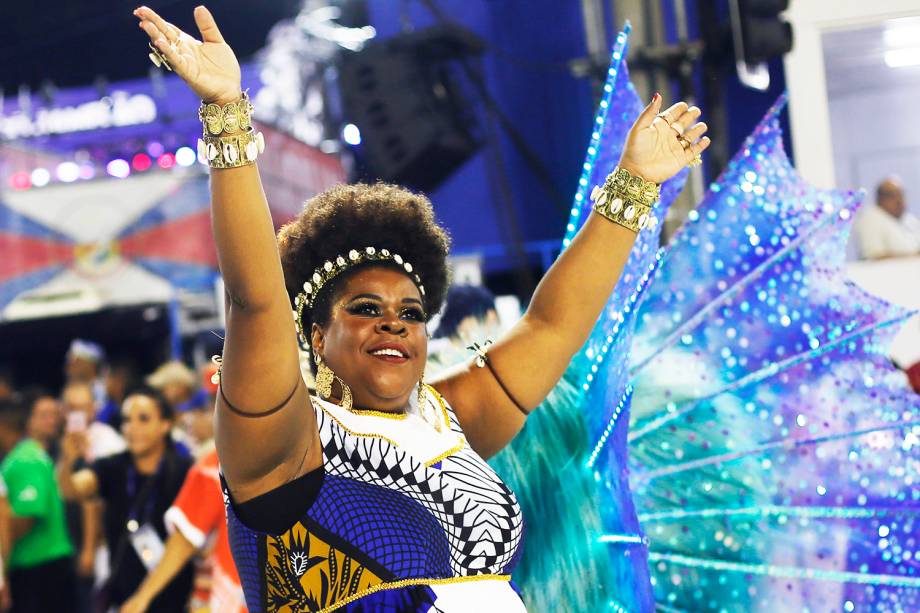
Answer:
(225, 385, 526, 612)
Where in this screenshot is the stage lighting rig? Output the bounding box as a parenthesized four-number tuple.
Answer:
(729, 0, 794, 90)
(337, 23, 485, 191)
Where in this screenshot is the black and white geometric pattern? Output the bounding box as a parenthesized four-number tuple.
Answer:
(312, 389, 524, 577)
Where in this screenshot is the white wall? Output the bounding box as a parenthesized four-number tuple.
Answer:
(827, 71, 920, 214)
(784, 0, 920, 189)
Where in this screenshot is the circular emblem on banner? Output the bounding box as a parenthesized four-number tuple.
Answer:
(73, 240, 123, 277)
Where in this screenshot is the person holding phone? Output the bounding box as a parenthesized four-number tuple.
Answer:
(62, 382, 125, 462)
(57, 387, 193, 612)
(61, 380, 127, 610)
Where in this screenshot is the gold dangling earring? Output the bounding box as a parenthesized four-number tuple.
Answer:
(337, 376, 353, 412)
(417, 373, 441, 432)
(315, 354, 334, 400)
(417, 370, 427, 411)
(315, 354, 353, 411)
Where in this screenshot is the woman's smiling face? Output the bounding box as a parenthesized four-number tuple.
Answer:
(312, 265, 428, 411)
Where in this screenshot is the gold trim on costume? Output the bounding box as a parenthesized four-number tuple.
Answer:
(346, 407, 408, 420)
(420, 385, 465, 465)
(313, 573, 512, 613)
(423, 384, 452, 431)
(310, 390, 467, 468)
(315, 401, 403, 450)
(424, 440, 465, 467)
(314, 395, 463, 468)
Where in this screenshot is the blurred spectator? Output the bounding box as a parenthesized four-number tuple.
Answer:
(120, 448, 247, 613)
(428, 285, 506, 376)
(65, 340, 107, 408)
(0, 395, 76, 613)
(433, 284, 500, 342)
(62, 381, 123, 612)
(62, 381, 125, 461)
(146, 361, 201, 458)
(146, 361, 197, 411)
(98, 358, 139, 431)
(25, 389, 62, 457)
(0, 474, 12, 610)
(57, 387, 193, 612)
(854, 177, 920, 260)
(176, 390, 215, 459)
(0, 369, 14, 403)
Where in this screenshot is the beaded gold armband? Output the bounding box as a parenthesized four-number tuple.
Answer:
(198, 90, 254, 135)
(198, 129, 265, 169)
(590, 166, 661, 233)
(195, 90, 264, 169)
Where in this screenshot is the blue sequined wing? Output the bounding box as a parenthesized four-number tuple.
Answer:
(626, 96, 920, 612)
(487, 25, 688, 613)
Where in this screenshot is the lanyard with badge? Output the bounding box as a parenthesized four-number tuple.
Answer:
(125, 458, 167, 571)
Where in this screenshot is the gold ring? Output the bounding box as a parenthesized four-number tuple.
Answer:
(147, 42, 173, 71)
(678, 136, 692, 150)
(670, 122, 685, 136)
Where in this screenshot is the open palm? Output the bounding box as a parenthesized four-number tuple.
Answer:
(619, 97, 711, 184)
(135, 5, 241, 105)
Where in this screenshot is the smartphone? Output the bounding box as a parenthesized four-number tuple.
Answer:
(66, 411, 87, 433)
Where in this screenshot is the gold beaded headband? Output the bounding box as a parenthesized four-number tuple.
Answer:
(293, 246, 426, 342)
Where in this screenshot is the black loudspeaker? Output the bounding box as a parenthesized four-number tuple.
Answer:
(338, 24, 485, 191)
(733, 0, 793, 65)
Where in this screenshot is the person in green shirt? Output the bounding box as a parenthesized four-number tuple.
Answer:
(0, 395, 76, 613)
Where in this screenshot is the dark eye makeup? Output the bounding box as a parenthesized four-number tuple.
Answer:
(345, 300, 426, 322)
(346, 301, 380, 316)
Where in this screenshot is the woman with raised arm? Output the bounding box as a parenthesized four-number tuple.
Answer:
(133, 5, 709, 611)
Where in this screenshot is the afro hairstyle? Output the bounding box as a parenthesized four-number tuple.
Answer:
(278, 182, 451, 341)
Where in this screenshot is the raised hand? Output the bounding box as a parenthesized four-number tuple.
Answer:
(60, 430, 88, 464)
(618, 94, 711, 184)
(134, 5, 241, 105)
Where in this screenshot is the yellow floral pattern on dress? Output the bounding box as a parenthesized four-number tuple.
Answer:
(265, 522, 384, 612)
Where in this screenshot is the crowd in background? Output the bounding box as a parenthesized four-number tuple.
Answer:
(0, 340, 244, 613)
(0, 284, 504, 613)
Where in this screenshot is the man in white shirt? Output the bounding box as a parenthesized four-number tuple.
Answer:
(854, 177, 920, 260)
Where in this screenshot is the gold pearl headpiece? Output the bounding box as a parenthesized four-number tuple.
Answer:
(293, 246, 425, 343)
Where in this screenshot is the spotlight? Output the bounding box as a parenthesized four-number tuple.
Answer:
(9, 172, 31, 190)
(56, 162, 80, 183)
(885, 48, 920, 68)
(132, 153, 152, 171)
(31, 168, 51, 187)
(78, 164, 96, 180)
(106, 159, 131, 178)
(174, 147, 196, 167)
(147, 141, 165, 157)
(343, 123, 362, 146)
(157, 153, 176, 169)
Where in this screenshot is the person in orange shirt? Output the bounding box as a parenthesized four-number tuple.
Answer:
(119, 448, 246, 613)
